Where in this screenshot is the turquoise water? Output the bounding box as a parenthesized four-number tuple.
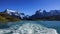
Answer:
(0, 21, 60, 34)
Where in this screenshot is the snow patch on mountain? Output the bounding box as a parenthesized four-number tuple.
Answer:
(5, 9, 25, 19)
(5, 9, 19, 15)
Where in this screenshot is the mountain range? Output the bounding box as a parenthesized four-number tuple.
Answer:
(0, 9, 60, 22)
(30, 9, 60, 20)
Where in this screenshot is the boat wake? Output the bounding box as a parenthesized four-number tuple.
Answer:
(0, 23, 58, 34)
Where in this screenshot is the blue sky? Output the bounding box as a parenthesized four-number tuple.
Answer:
(0, 0, 60, 15)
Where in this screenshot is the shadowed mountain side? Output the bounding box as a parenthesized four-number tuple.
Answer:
(28, 9, 60, 20)
(29, 15, 60, 21)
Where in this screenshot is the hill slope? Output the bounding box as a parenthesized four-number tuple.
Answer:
(0, 12, 20, 23)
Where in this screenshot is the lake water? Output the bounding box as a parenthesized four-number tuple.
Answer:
(0, 21, 60, 34)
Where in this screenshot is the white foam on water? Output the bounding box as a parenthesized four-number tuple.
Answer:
(0, 23, 58, 34)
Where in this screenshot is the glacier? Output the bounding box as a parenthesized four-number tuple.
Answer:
(0, 23, 58, 34)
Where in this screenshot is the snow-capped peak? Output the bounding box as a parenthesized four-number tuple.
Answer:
(6, 9, 16, 13)
(5, 9, 25, 19)
(5, 9, 18, 15)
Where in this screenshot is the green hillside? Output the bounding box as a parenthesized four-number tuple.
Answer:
(0, 12, 20, 23)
